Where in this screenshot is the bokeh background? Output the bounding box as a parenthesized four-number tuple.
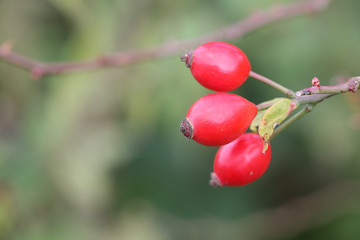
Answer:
(1, 0, 360, 239)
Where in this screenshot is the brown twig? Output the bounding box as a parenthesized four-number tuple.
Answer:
(256, 76, 360, 112)
(296, 76, 360, 96)
(0, 0, 331, 79)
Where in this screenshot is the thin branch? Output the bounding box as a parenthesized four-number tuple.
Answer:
(256, 76, 359, 141)
(0, 0, 331, 79)
(295, 93, 337, 105)
(256, 91, 336, 112)
(249, 71, 296, 98)
(256, 75, 358, 116)
(296, 76, 360, 96)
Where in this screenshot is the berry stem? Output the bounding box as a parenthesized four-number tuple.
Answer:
(249, 71, 296, 98)
(270, 104, 315, 141)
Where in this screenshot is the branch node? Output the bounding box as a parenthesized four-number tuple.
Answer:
(348, 77, 360, 93)
(31, 67, 45, 80)
(296, 90, 311, 97)
(287, 91, 297, 99)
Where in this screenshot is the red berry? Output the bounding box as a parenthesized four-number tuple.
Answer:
(180, 92, 257, 146)
(210, 133, 271, 187)
(181, 41, 251, 91)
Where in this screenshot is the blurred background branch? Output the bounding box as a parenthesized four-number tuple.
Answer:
(0, 0, 331, 79)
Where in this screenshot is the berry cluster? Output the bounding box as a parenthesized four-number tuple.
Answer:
(180, 41, 271, 187)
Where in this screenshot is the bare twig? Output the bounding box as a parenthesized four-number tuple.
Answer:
(296, 76, 360, 96)
(256, 76, 359, 115)
(254, 76, 359, 141)
(0, 0, 331, 79)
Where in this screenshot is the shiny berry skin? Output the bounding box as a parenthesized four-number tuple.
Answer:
(181, 41, 251, 92)
(180, 92, 257, 146)
(210, 133, 271, 187)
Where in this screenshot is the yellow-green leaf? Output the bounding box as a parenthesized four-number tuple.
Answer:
(258, 99, 297, 151)
(250, 110, 266, 132)
(251, 98, 288, 132)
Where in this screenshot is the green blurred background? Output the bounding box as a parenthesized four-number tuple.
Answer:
(1, 0, 360, 239)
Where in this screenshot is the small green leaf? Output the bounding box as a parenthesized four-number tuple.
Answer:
(258, 99, 297, 151)
(251, 98, 288, 132)
(250, 110, 266, 132)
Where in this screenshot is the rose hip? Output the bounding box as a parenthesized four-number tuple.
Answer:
(181, 41, 251, 91)
(180, 92, 257, 146)
(210, 133, 271, 187)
